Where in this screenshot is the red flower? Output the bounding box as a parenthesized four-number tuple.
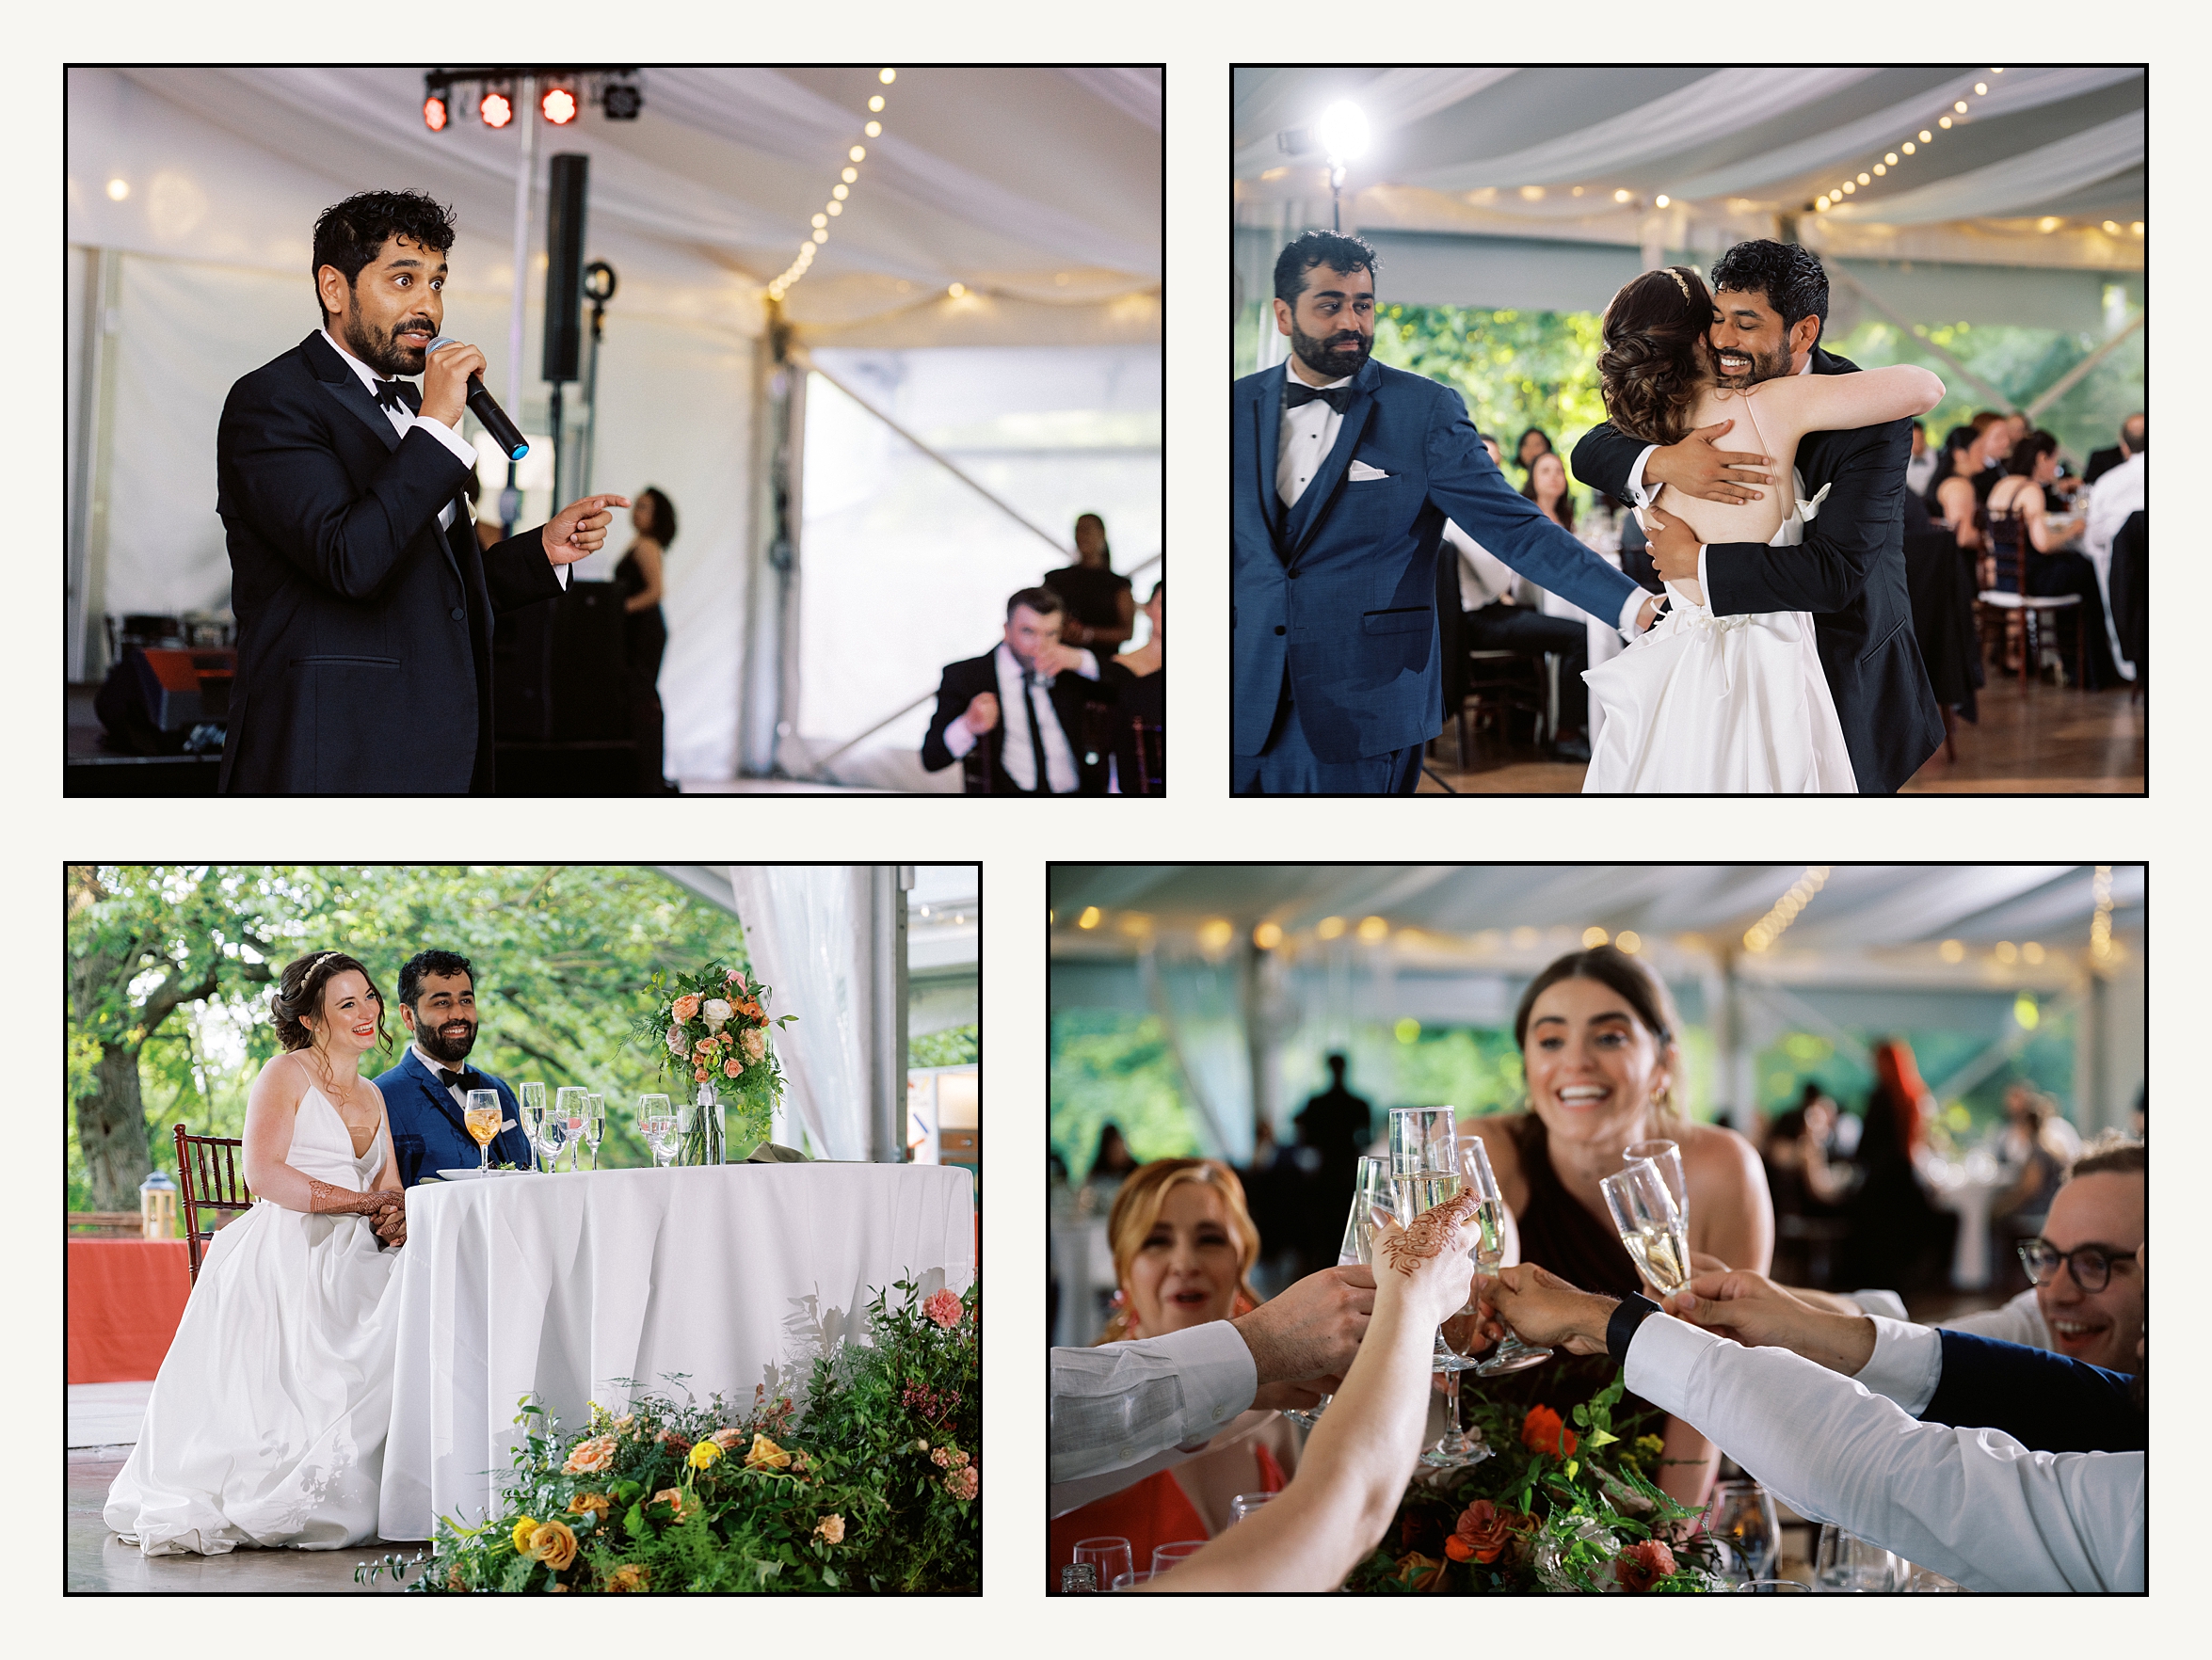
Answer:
(1451, 1500, 1529, 1565)
(1614, 1538, 1676, 1592)
(1520, 1404, 1578, 1459)
(1392, 1552, 1451, 1591)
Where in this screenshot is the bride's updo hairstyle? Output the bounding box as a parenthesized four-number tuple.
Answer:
(1512, 943, 1684, 1119)
(272, 950, 392, 1056)
(1597, 265, 1716, 447)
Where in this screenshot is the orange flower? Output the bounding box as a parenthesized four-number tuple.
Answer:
(562, 1434, 617, 1475)
(1520, 1404, 1578, 1459)
(671, 995, 701, 1023)
(523, 1519, 578, 1571)
(1451, 1499, 1529, 1565)
(745, 1433, 793, 1471)
(605, 1563, 650, 1593)
(1615, 1538, 1676, 1592)
(1391, 1551, 1451, 1591)
(651, 1486, 695, 1523)
(568, 1492, 612, 1522)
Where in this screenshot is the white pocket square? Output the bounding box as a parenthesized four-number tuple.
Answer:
(1348, 460, 1390, 481)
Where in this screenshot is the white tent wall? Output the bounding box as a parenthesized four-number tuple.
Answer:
(788, 344, 1162, 790)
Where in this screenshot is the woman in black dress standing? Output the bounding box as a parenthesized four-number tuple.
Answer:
(1099, 580, 1164, 793)
(1043, 513, 1134, 655)
(617, 487, 677, 794)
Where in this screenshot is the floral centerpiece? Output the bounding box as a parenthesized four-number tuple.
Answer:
(358, 1277, 979, 1593)
(1344, 1371, 1723, 1593)
(631, 958, 794, 1163)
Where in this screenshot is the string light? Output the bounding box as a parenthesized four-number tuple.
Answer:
(1814, 74, 2002, 214)
(2090, 866, 2114, 963)
(1742, 867, 1830, 953)
(1316, 917, 1347, 940)
(766, 69, 894, 304)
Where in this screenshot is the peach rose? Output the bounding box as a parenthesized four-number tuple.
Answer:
(723, 1057, 743, 1077)
(711, 1427, 747, 1450)
(1615, 1538, 1676, 1592)
(672, 994, 701, 1022)
(695, 1068, 711, 1083)
(741, 1029, 767, 1064)
(694, 1037, 718, 1060)
(525, 1519, 578, 1571)
(814, 1513, 845, 1545)
(562, 1435, 616, 1475)
(745, 1433, 793, 1471)
(943, 1465, 978, 1501)
(727, 968, 746, 989)
(923, 1287, 963, 1329)
(605, 1563, 650, 1593)
(651, 1486, 695, 1523)
(568, 1492, 612, 1522)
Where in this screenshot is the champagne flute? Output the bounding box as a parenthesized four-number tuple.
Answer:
(1623, 1139, 1688, 1231)
(1387, 1107, 1463, 1370)
(1280, 1157, 1393, 1431)
(463, 1088, 503, 1174)
(584, 1093, 605, 1170)
(519, 1081, 548, 1172)
(1462, 1136, 1552, 1375)
(556, 1086, 589, 1173)
(1601, 1157, 1691, 1295)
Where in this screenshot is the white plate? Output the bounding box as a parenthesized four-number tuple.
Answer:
(434, 1167, 524, 1181)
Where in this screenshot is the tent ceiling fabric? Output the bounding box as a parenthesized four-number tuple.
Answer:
(78, 66, 1160, 348)
(1233, 66, 2142, 276)
(1050, 866, 2144, 953)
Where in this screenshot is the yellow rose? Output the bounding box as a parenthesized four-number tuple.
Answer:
(511, 1517, 538, 1554)
(569, 1492, 612, 1522)
(605, 1563, 650, 1593)
(688, 1439, 724, 1470)
(813, 1513, 845, 1545)
(745, 1433, 793, 1471)
(525, 1519, 579, 1571)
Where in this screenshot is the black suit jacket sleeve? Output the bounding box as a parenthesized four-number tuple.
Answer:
(922, 660, 984, 773)
(482, 530, 567, 613)
(1705, 418, 1909, 617)
(1570, 421, 1650, 503)
(1920, 1329, 2144, 1454)
(218, 380, 474, 601)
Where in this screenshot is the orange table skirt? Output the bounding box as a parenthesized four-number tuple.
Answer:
(68, 1239, 191, 1383)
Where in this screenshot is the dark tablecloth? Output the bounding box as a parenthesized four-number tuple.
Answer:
(1903, 530, 1979, 722)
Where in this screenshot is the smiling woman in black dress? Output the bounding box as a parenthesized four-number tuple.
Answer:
(617, 487, 677, 793)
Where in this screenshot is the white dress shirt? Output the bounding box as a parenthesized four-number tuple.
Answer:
(938, 641, 1099, 792)
(1626, 1313, 2143, 1591)
(1850, 1285, 2051, 1352)
(2083, 452, 2143, 678)
(411, 1042, 470, 1110)
(1049, 1320, 1258, 1513)
(318, 330, 568, 590)
(1286, 367, 1647, 637)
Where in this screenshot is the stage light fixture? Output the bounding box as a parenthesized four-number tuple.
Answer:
(541, 85, 578, 125)
(424, 92, 449, 132)
(481, 88, 514, 129)
(602, 73, 642, 120)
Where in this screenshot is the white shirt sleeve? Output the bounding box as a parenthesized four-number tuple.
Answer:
(1615, 586, 1648, 638)
(1624, 443, 1659, 506)
(1049, 1320, 1258, 1488)
(409, 411, 480, 469)
(1624, 1314, 2144, 1591)
(1069, 648, 1100, 681)
(1846, 1288, 1912, 1322)
(1848, 1316, 1944, 1415)
(941, 715, 978, 758)
(1937, 1286, 2050, 1349)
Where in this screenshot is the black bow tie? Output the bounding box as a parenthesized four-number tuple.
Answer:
(436, 1066, 478, 1091)
(372, 378, 413, 413)
(1285, 380, 1353, 413)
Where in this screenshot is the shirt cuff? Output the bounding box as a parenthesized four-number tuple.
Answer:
(1615, 586, 1647, 638)
(554, 564, 570, 590)
(409, 412, 479, 470)
(1071, 648, 1100, 680)
(1851, 1316, 1944, 1415)
(942, 717, 978, 759)
(1625, 444, 1659, 506)
(1170, 1318, 1261, 1443)
(1849, 1289, 1912, 1323)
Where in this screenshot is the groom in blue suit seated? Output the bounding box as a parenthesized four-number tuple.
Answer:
(1232, 231, 1660, 793)
(381, 949, 533, 1186)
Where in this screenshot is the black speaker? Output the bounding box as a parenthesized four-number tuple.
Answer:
(542, 153, 589, 384)
(493, 580, 629, 742)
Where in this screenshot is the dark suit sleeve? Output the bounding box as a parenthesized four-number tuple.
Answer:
(218, 378, 472, 600)
(920, 663, 971, 773)
(1919, 1330, 2144, 1454)
(1704, 419, 1909, 617)
(481, 530, 567, 614)
(1569, 421, 1650, 503)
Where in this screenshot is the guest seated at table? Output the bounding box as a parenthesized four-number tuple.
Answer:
(1929, 413, 2008, 544)
(381, 949, 534, 1185)
(2082, 411, 2143, 487)
(1484, 1257, 2144, 1590)
(1446, 519, 1592, 762)
(922, 587, 1112, 795)
(1835, 1039, 1950, 1294)
(1460, 944, 1772, 1507)
(1903, 419, 1937, 500)
(1050, 1159, 1334, 1572)
(106, 951, 409, 1556)
(1986, 431, 2117, 686)
(2084, 421, 2144, 680)
(1098, 579, 1164, 794)
(1519, 451, 1576, 534)
(1514, 425, 1552, 483)
(1140, 1195, 1483, 1591)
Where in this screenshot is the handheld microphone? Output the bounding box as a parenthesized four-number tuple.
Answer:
(425, 337, 529, 460)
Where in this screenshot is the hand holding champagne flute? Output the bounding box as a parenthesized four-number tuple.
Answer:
(1602, 1157, 1691, 1295)
(463, 1088, 503, 1173)
(1462, 1136, 1552, 1374)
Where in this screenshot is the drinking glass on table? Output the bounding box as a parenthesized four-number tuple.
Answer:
(556, 1087, 589, 1172)
(1226, 1492, 1275, 1526)
(463, 1089, 503, 1173)
(1814, 1524, 1899, 1592)
(519, 1081, 548, 1170)
(1111, 1571, 1161, 1590)
(1071, 1536, 1133, 1594)
(1623, 1139, 1688, 1228)
(638, 1093, 677, 1168)
(584, 1093, 605, 1170)
(1150, 1540, 1207, 1575)
(1279, 1157, 1393, 1432)
(1461, 1135, 1551, 1376)
(1705, 1479, 1780, 1584)
(1601, 1157, 1692, 1296)
(1735, 1579, 1812, 1594)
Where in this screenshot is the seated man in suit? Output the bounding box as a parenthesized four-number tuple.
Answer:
(1444, 518, 1594, 762)
(2081, 411, 2143, 487)
(922, 587, 1113, 794)
(380, 948, 533, 1186)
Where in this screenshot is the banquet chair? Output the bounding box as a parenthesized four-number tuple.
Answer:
(1976, 508, 2084, 688)
(1452, 648, 1549, 762)
(1128, 718, 1164, 796)
(174, 1123, 254, 1284)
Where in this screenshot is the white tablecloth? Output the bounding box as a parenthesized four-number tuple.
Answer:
(377, 1163, 974, 1540)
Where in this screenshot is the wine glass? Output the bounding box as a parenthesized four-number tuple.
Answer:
(1705, 1479, 1780, 1584)
(1601, 1158, 1691, 1296)
(1280, 1157, 1393, 1432)
(1226, 1492, 1274, 1526)
(519, 1081, 548, 1171)
(1813, 1524, 1899, 1592)
(1110, 1571, 1160, 1590)
(1462, 1136, 1552, 1376)
(584, 1093, 605, 1170)
(556, 1087, 589, 1172)
(1071, 1536, 1132, 1594)
(1150, 1540, 1206, 1575)
(1623, 1139, 1689, 1230)
(638, 1094, 676, 1168)
(463, 1088, 503, 1173)
(1734, 1579, 1812, 1594)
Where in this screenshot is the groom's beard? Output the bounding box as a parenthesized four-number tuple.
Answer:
(412, 1014, 478, 1065)
(1290, 320, 1370, 381)
(1712, 336, 1791, 390)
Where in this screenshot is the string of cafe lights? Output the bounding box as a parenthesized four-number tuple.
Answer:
(766, 68, 897, 305)
(1810, 68, 2003, 215)
(1742, 867, 1830, 954)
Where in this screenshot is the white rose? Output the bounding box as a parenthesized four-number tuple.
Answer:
(741, 1029, 768, 1064)
(665, 1025, 689, 1059)
(702, 998, 732, 1033)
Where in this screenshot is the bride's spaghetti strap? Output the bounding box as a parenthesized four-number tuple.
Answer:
(1717, 382, 1771, 459)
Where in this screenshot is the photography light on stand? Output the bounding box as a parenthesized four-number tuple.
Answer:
(1315, 101, 1370, 232)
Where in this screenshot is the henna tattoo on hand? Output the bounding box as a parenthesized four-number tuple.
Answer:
(1381, 1189, 1482, 1276)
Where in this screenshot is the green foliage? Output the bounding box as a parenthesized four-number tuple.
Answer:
(910, 1024, 979, 1068)
(1050, 1010, 1199, 1179)
(1754, 1014, 2080, 1136)
(630, 958, 792, 1158)
(1371, 304, 1611, 486)
(380, 1277, 979, 1594)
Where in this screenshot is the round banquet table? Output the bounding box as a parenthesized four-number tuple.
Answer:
(376, 1162, 975, 1541)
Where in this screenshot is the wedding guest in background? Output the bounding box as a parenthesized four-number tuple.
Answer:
(2084, 421, 2144, 679)
(1903, 419, 1938, 499)
(1836, 1039, 1949, 1293)
(1515, 426, 1553, 482)
(922, 588, 1111, 794)
(2082, 412, 2143, 486)
(1086, 1122, 1139, 1198)
(1519, 451, 1577, 535)
(1045, 513, 1135, 655)
(380, 949, 532, 1185)
(1448, 517, 1594, 762)
(617, 487, 677, 794)
(1099, 579, 1164, 793)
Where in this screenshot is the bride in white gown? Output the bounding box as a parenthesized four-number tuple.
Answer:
(1580, 266, 1944, 792)
(105, 951, 410, 1555)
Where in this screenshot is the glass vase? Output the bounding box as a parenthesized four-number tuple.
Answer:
(680, 1084, 727, 1166)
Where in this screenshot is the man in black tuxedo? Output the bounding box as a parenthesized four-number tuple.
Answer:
(381, 949, 535, 1187)
(216, 190, 627, 793)
(2081, 411, 2144, 487)
(921, 587, 1111, 793)
(1571, 240, 1944, 795)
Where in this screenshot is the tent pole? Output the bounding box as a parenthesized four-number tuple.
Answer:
(68, 247, 122, 681)
(2023, 313, 2144, 422)
(501, 76, 537, 536)
(1821, 263, 2015, 410)
(739, 312, 793, 776)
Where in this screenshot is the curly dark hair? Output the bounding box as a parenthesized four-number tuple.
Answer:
(1597, 265, 1716, 445)
(1272, 230, 1379, 306)
(311, 190, 457, 325)
(397, 949, 473, 1011)
(1709, 239, 1829, 350)
(271, 951, 393, 1056)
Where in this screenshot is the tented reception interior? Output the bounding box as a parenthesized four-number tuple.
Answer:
(67, 67, 1162, 789)
(1049, 865, 2142, 1343)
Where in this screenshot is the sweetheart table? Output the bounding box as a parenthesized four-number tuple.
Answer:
(376, 1162, 974, 1540)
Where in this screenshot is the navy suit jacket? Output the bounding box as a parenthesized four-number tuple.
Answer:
(1232, 357, 1639, 761)
(377, 1047, 533, 1188)
(1919, 1329, 2144, 1455)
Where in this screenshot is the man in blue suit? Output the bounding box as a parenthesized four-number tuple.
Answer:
(1232, 231, 1659, 793)
(379, 949, 533, 1187)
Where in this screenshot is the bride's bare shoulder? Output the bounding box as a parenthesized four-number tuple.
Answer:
(249, 1049, 312, 1107)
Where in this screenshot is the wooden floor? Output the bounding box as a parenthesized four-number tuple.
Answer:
(1421, 675, 2143, 795)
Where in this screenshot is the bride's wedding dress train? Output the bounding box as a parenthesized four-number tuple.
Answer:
(104, 1087, 404, 1555)
(1580, 487, 1856, 793)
